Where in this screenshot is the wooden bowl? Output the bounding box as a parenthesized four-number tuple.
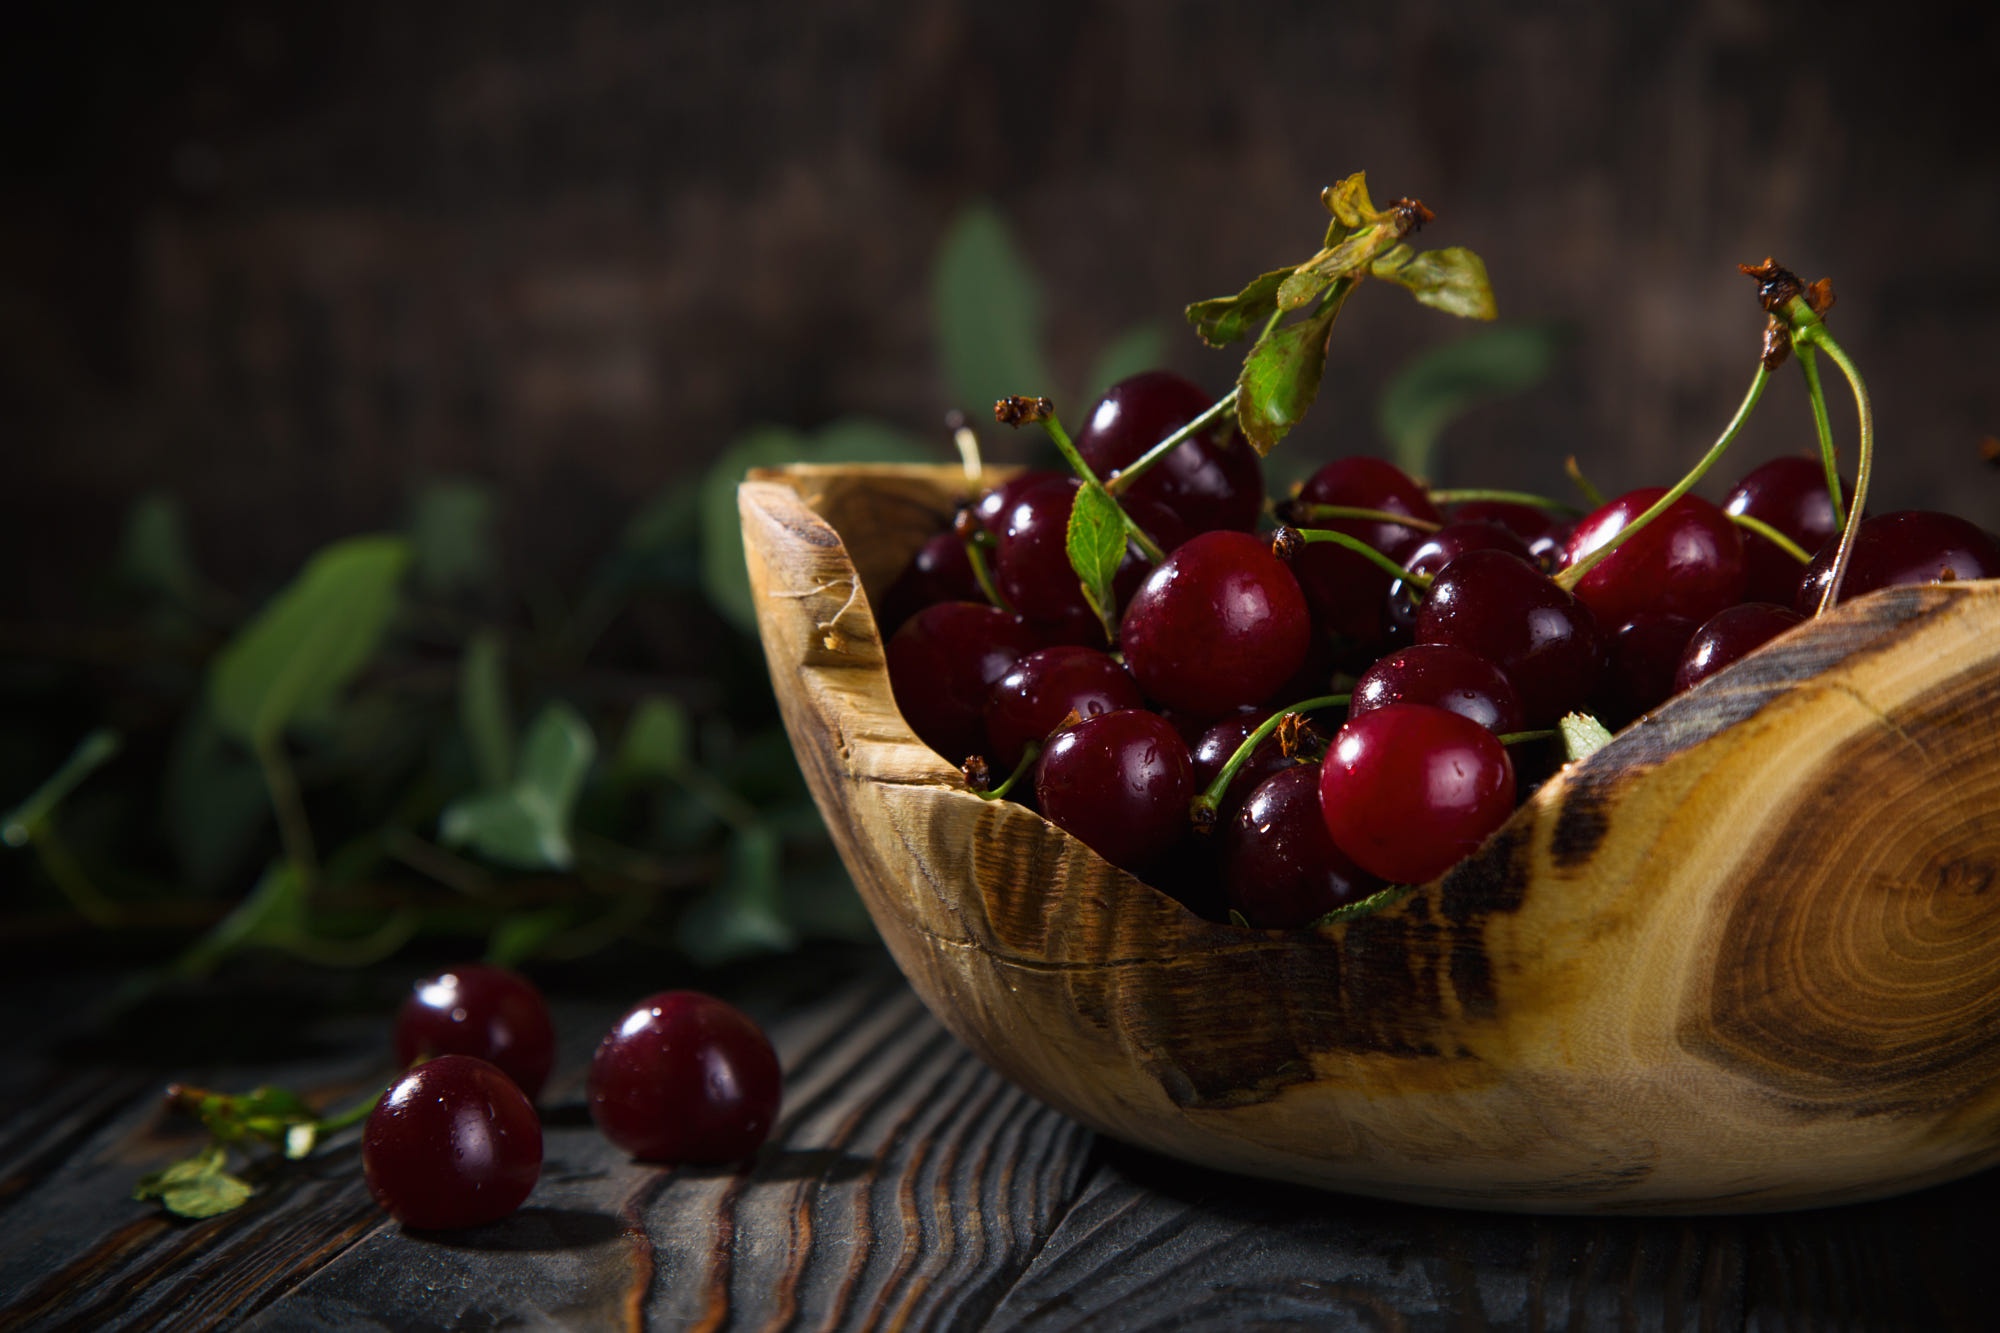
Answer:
(740, 463, 2000, 1214)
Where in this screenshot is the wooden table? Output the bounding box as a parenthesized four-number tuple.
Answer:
(2, 949, 1994, 1330)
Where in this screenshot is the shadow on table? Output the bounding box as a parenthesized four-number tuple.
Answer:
(421, 1206, 627, 1252)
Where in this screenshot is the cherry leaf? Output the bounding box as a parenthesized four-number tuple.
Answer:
(1560, 712, 1615, 762)
(133, 1144, 253, 1219)
(1374, 247, 1497, 321)
(1185, 268, 1290, 348)
(1234, 286, 1352, 454)
(1066, 481, 1128, 641)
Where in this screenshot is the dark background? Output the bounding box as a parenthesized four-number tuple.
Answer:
(5, 0, 1998, 613)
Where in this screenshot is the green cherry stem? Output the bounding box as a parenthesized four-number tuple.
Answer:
(970, 744, 1039, 801)
(1105, 388, 1241, 497)
(963, 538, 1014, 613)
(1285, 504, 1443, 533)
(1795, 344, 1847, 529)
(1424, 488, 1585, 516)
(1726, 511, 1812, 564)
(1038, 411, 1168, 564)
(311, 1088, 385, 1136)
(1797, 325, 1874, 614)
(1190, 693, 1350, 830)
(1556, 362, 1772, 592)
(1273, 526, 1431, 587)
(1497, 729, 1556, 745)
(1564, 456, 1607, 509)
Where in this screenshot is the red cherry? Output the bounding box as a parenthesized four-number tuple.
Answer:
(1561, 487, 1746, 627)
(393, 964, 556, 1101)
(1289, 457, 1440, 652)
(885, 602, 1042, 763)
(1076, 370, 1265, 533)
(364, 1055, 542, 1231)
(589, 991, 782, 1163)
(1035, 709, 1193, 873)
(877, 529, 982, 636)
(985, 645, 1143, 771)
(1414, 549, 1604, 728)
(1318, 704, 1516, 885)
(1224, 764, 1380, 927)
(1595, 612, 1700, 729)
(1190, 708, 1297, 825)
(1796, 510, 2000, 611)
(993, 477, 1188, 645)
(1673, 603, 1805, 693)
(1119, 531, 1311, 718)
(1723, 456, 1849, 604)
(1349, 644, 1523, 736)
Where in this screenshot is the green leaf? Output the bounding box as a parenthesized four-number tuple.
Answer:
(1374, 247, 1498, 322)
(209, 536, 412, 749)
(134, 1144, 252, 1219)
(1234, 288, 1351, 454)
(2, 729, 120, 847)
(120, 494, 200, 606)
(460, 631, 514, 792)
(1065, 482, 1128, 642)
(407, 479, 498, 597)
(1311, 883, 1415, 926)
(440, 703, 596, 871)
(1560, 712, 1615, 763)
(698, 420, 927, 634)
(1319, 172, 1379, 239)
(617, 696, 690, 782)
(1377, 322, 1571, 477)
(677, 825, 798, 965)
(1186, 268, 1290, 348)
(1084, 325, 1166, 403)
(931, 205, 1054, 415)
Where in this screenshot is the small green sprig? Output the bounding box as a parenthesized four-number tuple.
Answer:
(134, 1081, 384, 1219)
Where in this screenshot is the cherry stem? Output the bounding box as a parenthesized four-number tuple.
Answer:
(1497, 729, 1556, 745)
(312, 1088, 385, 1136)
(1564, 456, 1607, 508)
(1040, 411, 1169, 564)
(963, 538, 1014, 613)
(1286, 503, 1442, 533)
(1726, 511, 1811, 565)
(972, 744, 1039, 801)
(1556, 362, 1771, 592)
(1191, 693, 1350, 828)
(947, 411, 984, 488)
(1424, 488, 1584, 516)
(1276, 526, 1431, 587)
(1105, 388, 1242, 496)
(1795, 345, 1847, 529)
(1798, 325, 1874, 614)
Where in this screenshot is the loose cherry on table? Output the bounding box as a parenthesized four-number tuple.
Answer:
(588, 991, 783, 1164)
(1414, 549, 1605, 728)
(1561, 487, 1746, 628)
(1796, 510, 2000, 611)
(1075, 370, 1266, 534)
(1035, 708, 1194, 874)
(393, 964, 557, 1101)
(363, 1055, 543, 1231)
(1318, 703, 1517, 887)
(1224, 764, 1381, 928)
(1119, 530, 1312, 718)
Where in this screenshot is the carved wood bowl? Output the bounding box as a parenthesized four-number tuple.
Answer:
(741, 463, 2000, 1214)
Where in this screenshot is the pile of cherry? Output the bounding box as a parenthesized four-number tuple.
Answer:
(882, 370, 2000, 928)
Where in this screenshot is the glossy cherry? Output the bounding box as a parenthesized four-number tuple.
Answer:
(393, 964, 557, 1101)
(985, 645, 1143, 771)
(1348, 644, 1523, 736)
(589, 991, 783, 1163)
(993, 476, 1187, 644)
(1448, 500, 1570, 571)
(363, 1055, 542, 1231)
(877, 529, 981, 636)
(973, 469, 1066, 532)
(1035, 709, 1193, 873)
(1224, 764, 1380, 927)
(1385, 520, 1532, 638)
(1673, 603, 1805, 693)
(1796, 510, 2000, 611)
(1723, 456, 1849, 604)
(1076, 370, 1265, 533)
(1190, 708, 1298, 823)
(1414, 549, 1604, 727)
(1287, 456, 1440, 652)
(1120, 531, 1311, 718)
(1319, 704, 1516, 886)
(885, 601, 1042, 763)
(1561, 487, 1745, 628)
(1595, 612, 1699, 728)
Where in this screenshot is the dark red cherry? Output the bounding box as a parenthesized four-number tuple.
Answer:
(1319, 704, 1516, 885)
(1288, 457, 1441, 652)
(1724, 456, 1850, 605)
(1120, 531, 1312, 718)
(1673, 603, 1805, 693)
(588, 991, 782, 1163)
(877, 528, 982, 636)
(394, 964, 557, 1101)
(1448, 500, 1570, 571)
(364, 1055, 542, 1231)
(994, 477, 1187, 645)
(1191, 708, 1298, 824)
(1561, 488, 1746, 628)
(885, 602, 1042, 763)
(1224, 764, 1381, 927)
(1594, 612, 1699, 728)
(1415, 549, 1604, 728)
(1385, 521, 1532, 638)
(974, 469, 1066, 532)
(1076, 370, 1264, 533)
(1796, 510, 2000, 611)
(1035, 709, 1194, 873)
(985, 645, 1144, 771)
(1349, 644, 1523, 735)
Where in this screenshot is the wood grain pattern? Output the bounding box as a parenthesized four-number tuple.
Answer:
(741, 463, 2000, 1214)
